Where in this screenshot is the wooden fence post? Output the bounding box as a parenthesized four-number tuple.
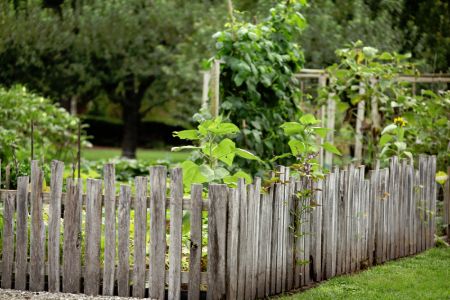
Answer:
(15, 176, 29, 290)
(354, 83, 366, 163)
(48, 160, 64, 292)
(103, 164, 116, 296)
(30, 160, 44, 292)
(117, 185, 131, 297)
(1, 191, 15, 288)
(168, 168, 183, 299)
(149, 166, 168, 300)
(63, 178, 83, 293)
(133, 176, 148, 298)
(207, 184, 228, 300)
(188, 184, 203, 300)
(210, 60, 221, 118)
(84, 179, 103, 296)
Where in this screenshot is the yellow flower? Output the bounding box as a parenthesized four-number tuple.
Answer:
(436, 171, 448, 185)
(394, 117, 407, 127)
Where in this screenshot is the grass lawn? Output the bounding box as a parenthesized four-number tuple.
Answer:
(278, 247, 450, 300)
(82, 147, 189, 162)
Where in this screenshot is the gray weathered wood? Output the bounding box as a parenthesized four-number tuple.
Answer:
(245, 183, 255, 298)
(311, 179, 323, 282)
(168, 168, 183, 300)
(63, 178, 83, 293)
(133, 176, 147, 298)
(429, 156, 437, 248)
(207, 184, 228, 300)
(149, 166, 167, 300)
(15, 176, 29, 290)
(227, 188, 240, 300)
(103, 164, 116, 296)
(118, 185, 131, 297)
(5, 164, 10, 189)
(84, 179, 103, 296)
(286, 176, 296, 290)
(265, 179, 275, 296)
(188, 184, 203, 300)
(252, 178, 261, 298)
(48, 160, 64, 292)
(237, 178, 248, 299)
(280, 168, 289, 292)
(1, 192, 15, 288)
(257, 192, 268, 298)
(30, 160, 45, 291)
(345, 165, 354, 272)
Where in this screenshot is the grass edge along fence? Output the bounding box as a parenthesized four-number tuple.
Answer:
(0, 155, 440, 299)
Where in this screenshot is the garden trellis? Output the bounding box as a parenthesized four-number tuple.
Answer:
(0, 155, 443, 299)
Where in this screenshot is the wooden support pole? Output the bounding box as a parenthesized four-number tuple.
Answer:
(355, 83, 365, 163)
(210, 59, 221, 118)
(201, 71, 211, 109)
(325, 94, 336, 169)
(318, 75, 327, 168)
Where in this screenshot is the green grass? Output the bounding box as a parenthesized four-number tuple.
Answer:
(82, 147, 189, 162)
(278, 247, 450, 300)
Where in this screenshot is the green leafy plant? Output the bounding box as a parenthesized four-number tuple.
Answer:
(321, 41, 416, 166)
(276, 113, 341, 178)
(212, 0, 307, 172)
(379, 117, 413, 161)
(172, 116, 260, 191)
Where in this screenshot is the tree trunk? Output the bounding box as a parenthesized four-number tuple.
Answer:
(121, 99, 140, 159)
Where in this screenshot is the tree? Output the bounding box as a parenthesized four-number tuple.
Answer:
(0, 0, 226, 158)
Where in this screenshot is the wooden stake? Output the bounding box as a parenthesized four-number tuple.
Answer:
(355, 83, 365, 163)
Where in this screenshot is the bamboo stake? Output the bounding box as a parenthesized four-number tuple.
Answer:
(355, 83, 365, 163)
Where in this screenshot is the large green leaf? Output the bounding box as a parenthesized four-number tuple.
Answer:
(173, 129, 200, 140)
(212, 138, 236, 166)
(322, 142, 342, 155)
(280, 122, 303, 135)
(288, 139, 305, 156)
(379, 134, 392, 147)
(381, 124, 397, 135)
(299, 114, 320, 125)
(223, 170, 253, 187)
(235, 148, 260, 161)
(181, 161, 207, 192)
(207, 122, 240, 135)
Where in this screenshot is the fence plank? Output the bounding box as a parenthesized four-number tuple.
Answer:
(207, 184, 228, 300)
(245, 183, 255, 298)
(310, 179, 322, 282)
(429, 156, 437, 248)
(103, 164, 116, 296)
(382, 168, 390, 262)
(15, 176, 29, 290)
(30, 160, 45, 291)
(188, 184, 203, 300)
(118, 185, 131, 297)
(237, 178, 248, 299)
(133, 176, 147, 298)
(445, 166, 450, 241)
(63, 179, 82, 293)
(48, 160, 64, 292)
(84, 179, 103, 296)
(281, 168, 289, 292)
(257, 192, 268, 298)
(418, 155, 426, 252)
(265, 180, 275, 296)
(252, 178, 261, 298)
(228, 188, 239, 299)
(1, 192, 15, 288)
(286, 176, 296, 289)
(344, 165, 354, 272)
(168, 168, 183, 299)
(149, 166, 167, 300)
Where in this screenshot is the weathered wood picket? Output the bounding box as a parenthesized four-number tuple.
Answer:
(0, 155, 439, 299)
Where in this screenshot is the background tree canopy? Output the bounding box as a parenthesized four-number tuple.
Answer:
(0, 0, 448, 158)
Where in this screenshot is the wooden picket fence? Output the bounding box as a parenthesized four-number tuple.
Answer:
(0, 155, 438, 299)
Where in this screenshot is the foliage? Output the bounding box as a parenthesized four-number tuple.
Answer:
(379, 117, 413, 161)
(278, 113, 341, 178)
(212, 0, 307, 172)
(172, 116, 260, 191)
(0, 85, 88, 188)
(0, 0, 226, 158)
(322, 42, 416, 166)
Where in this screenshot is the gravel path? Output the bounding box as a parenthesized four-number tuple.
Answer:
(0, 289, 140, 300)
